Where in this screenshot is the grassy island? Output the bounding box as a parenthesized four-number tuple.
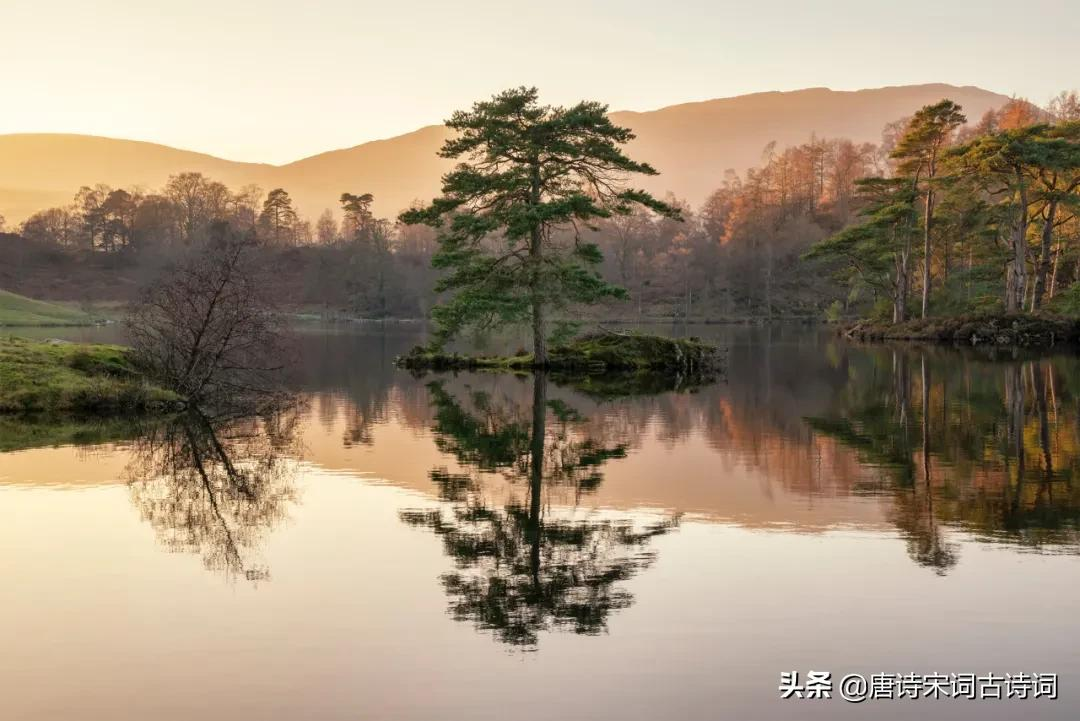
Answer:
(0, 336, 183, 414)
(841, 313, 1080, 347)
(395, 332, 724, 377)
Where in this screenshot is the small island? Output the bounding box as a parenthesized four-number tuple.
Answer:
(396, 332, 722, 375)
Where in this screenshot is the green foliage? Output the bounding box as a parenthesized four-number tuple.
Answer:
(805, 177, 917, 300)
(400, 87, 681, 348)
(891, 100, 966, 177)
(547, 319, 580, 348)
(824, 299, 844, 323)
(0, 336, 182, 413)
(929, 265, 1005, 316)
(1049, 282, 1080, 316)
(868, 297, 894, 322)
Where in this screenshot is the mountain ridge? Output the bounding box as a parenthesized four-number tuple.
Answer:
(0, 84, 1012, 225)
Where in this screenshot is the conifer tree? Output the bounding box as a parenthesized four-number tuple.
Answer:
(401, 87, 680, 363)
(891, 100, 966, 317)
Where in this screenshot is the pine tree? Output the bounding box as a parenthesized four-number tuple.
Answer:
(400, 87, 680, 363)
(948, 124, 1077, 311)
(805, 177, 918, 322)
(258, 188, 298, 245)
(891, 100, 966, 317)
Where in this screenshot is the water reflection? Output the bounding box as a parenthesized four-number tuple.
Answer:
(807, 348, 1080, 571)
(400, 374, 679, 647)
(125, 406, 303, 581)
(6, 327, 1080, 586)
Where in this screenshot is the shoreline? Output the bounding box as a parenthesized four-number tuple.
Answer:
(840, 313, 1080, 349)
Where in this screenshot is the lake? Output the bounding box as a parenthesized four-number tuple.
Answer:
(2, 323, 1078, 720)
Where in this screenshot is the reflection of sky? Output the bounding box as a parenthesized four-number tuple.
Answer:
(3, 468, 1078, 721)
(4, 324, 1080, 718)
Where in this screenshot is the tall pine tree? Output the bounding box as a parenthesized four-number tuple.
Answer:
(891, 100, 966, 318)
(400, 87, 680, 363)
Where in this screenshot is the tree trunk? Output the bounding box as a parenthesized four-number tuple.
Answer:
(532, 300, 547, 366)
(529, 163, 547, 365)
(893, 241, 909, 323)
(921, 188, 933, 318)
(1049, 242, 1061, 300)
(921, 354, 931, 484)
(1033, 363, 1053, 479)
(1006, 364, 1025, 514)
(527, 373, 547, 590)
(1030, 199, 1057, 311)
(1006, 173, 1028, 313)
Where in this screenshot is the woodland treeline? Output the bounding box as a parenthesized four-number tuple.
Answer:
(3, 92, 1078, 320)
(809, 92, 1080, 321)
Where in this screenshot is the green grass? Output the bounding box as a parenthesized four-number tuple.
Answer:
(0, 289, 97, 326)
(0, 336, 183, 413)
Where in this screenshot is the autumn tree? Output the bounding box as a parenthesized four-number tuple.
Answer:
(315, 209, 339, 245)
(166, 172, 229, 244)
(231, 184, 264, 231)
(891, 100, 966, 317)
(401, 87, 679, 363)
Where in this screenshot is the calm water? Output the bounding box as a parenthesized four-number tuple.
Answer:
(2, 324, 1079, 720)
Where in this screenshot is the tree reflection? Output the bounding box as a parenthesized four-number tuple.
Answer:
(125, 406, 302, 581)
(807, 349, 1080, 573)
(401, 374, 678, 647)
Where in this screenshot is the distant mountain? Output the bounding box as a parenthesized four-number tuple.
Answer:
(0, 84, 1010, 225)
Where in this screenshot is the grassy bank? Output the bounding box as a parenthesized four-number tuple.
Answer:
(0, 415, 151, 452)
(0, 336, 182, 413)
(0, 289, 100, 326)
(396, 332, 724, 376)
(842, 313, 1080, 347)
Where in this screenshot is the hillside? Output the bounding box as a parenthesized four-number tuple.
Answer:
(0, 84, 1010, 224)
(0, 289, 94, 326)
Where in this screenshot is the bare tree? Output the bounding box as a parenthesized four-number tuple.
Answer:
(127, 222, 286, 404)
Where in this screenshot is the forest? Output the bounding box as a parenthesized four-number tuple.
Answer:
(2, 92, 1078, 324)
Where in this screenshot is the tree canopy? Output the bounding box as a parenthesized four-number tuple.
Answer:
(401, 87, 680, 361)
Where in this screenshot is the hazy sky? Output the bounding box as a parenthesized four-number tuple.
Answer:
(3, 0, 1076, 164)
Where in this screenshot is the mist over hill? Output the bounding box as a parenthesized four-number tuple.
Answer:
(0, 84, 1010, 225)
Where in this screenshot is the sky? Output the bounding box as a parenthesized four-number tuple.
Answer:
(3, 0, 1077, 164)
